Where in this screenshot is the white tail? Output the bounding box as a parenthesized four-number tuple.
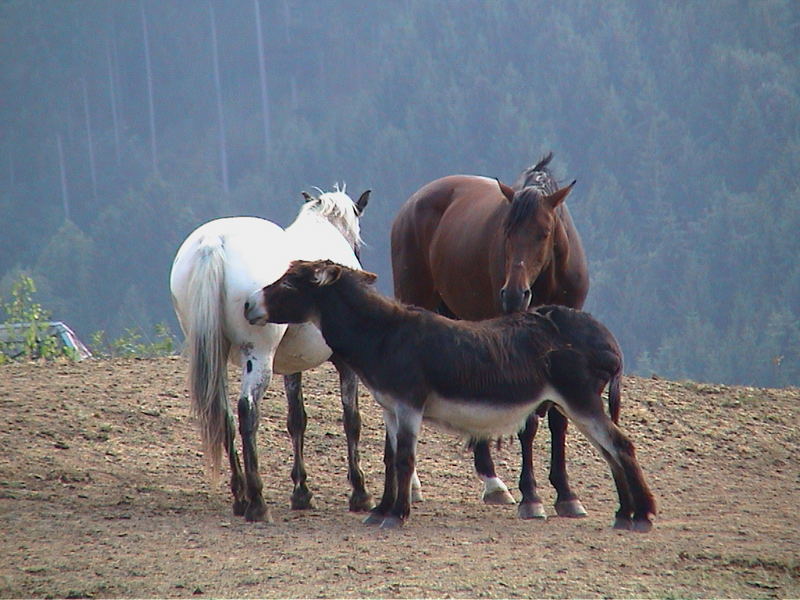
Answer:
(185, 238, 230, 476)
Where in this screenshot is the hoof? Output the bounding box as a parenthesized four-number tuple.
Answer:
(349, 491, 375, 513)
(362, 511, 385, 526)
(613, 516, 632, 530)
(518, 502, 547, 520)
(290, 491, 314, 510)
(555, 499, 588, 518)
(232, 498, 248, 517)
(379, 515, 404, 530)
(482, 488, 516, 505)
(411, 487, 424, 503)
(245, 501, 272, 523)
(631, 518, 653, 533)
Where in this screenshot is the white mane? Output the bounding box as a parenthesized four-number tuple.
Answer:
(295, 183, 363, 251)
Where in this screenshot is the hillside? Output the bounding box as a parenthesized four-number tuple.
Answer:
(0, 357, 798, 598)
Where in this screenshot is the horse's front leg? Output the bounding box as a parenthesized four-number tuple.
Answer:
(331, 355, 373, 512)
(284, 372, 312, 509)
(549, 408, 587, 517)
(517, 414, 546, 519)
(238, 349, 274, 522)
(473, 440, 516, 505)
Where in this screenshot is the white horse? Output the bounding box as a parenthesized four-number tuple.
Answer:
(169, 187, 372, 522)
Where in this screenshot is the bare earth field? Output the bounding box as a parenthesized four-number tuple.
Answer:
(0, 357, 798, 599)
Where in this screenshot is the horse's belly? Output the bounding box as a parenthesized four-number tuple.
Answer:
(423, 393, 546, 439)
(273, 322, 332, 374)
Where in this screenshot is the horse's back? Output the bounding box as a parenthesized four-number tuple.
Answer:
(170, 217, 292, 349)
(172, 217, 290, 301)
(391, 175, 503, 310)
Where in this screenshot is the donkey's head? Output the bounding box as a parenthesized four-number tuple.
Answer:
(498, 181, 575, 314)
(245, 260, 376, 326)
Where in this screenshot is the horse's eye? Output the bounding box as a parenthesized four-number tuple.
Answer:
(280, 280, 296, 290)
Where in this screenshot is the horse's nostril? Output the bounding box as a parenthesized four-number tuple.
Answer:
(244, 301, 250, 312)
(523, 289, 531, 298)
(500, 289, 506, 299)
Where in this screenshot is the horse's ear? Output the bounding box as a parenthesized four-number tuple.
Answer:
(313, 263, 343, 286)
(545, 180, 576, 210)
(357, 270, 378, 285)
(301, 191, 316, 203)
(355, 190, 371, 215)
(496, 179, 515, 203)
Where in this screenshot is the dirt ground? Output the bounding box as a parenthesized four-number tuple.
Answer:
(1, 357, 798, 599)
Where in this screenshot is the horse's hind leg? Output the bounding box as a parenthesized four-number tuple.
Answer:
(474, 441, 515, 505)
(285, 372, 313, 510)
(238, 349, 274, 522)
(331, 356, 374, 512)
(517, 415, 546, 519)
(549, 409, 588, 517)
(224, 411, 247, 516)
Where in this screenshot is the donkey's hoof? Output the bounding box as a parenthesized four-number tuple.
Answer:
(290, 491, 314, 510)
(245, 501, 272, 523)
(379, 515, 404, 529)
(411, 488, 424, 503)
(482, 488, 516, 505)
(518, 502, 547, 520)
(349, 491, 375, 513)
(555, 499, 588, 517)
(232, 498, 248, 517)
(363, 511, 385, 526)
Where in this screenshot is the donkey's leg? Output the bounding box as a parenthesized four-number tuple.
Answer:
(364, 417, 397, 526)
(382, 404, 423, 529)
(224, 410, 247, 516)
(238, 349, 274, 523)
(517, 415, 546, 519)
(284, 372, 312, 510)
(331, 356, 373, 512)
(549, 408, 587, 517)
(474, 440, 515, 505)
(568, 401, 656, 532)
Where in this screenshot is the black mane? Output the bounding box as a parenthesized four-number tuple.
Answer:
(512, 151, 559, 194)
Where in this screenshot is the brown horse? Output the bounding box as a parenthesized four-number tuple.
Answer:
(391, 153, 596, 518)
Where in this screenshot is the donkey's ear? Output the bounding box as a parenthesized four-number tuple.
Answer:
(355, 190, 371, 215)
(301, 191, 316, 203)
(545, 180, 576, 210)
(357, 270, 378, 285)
(313, 263, 343, 286)
(496, 179, 515, 203)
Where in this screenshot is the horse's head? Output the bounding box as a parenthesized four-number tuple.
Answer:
(300, 185, 370, 259)
(499, 181, 575, 314)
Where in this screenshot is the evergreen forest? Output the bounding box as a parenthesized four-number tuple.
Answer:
(1, 1, 798, 387)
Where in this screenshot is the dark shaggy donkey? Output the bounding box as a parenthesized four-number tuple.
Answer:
(245, 260, 656, 531)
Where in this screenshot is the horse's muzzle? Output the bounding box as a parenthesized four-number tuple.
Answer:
(500, 287, 533, 314)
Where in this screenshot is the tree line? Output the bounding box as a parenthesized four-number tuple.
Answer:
(1, 1, 798, 386)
